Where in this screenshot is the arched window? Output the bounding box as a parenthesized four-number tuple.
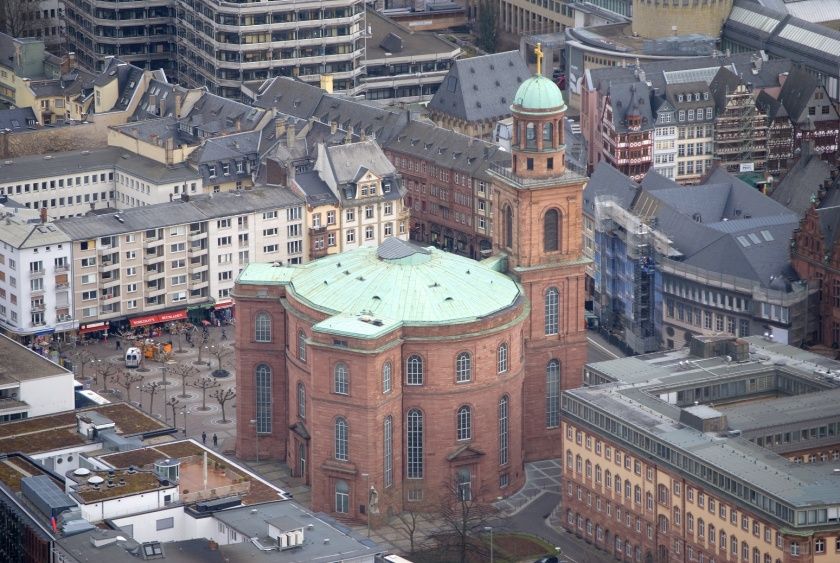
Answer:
(499, 395, 509, 465)
(504, 205, 513, 248)
(544, 208, 560, 252)
(497, 342, 508, 373)
(382, 362, 392, 393)
(334, 363, 349, 394)
(255, 364, 272, 433)
(383, 416, 393, 488)
(545, 287, 559, 335)
(254, 312, 271, 342)
(334, 417, 348, 461)
(296, 381, 305, 420)
(456, 405, 471, 441)
(406, 355, 423, 385)
(543, 121, 553, 145)
(708, 524, 715, 543)
(546, 359, 560, 427)
(455, 352, 472, 382)
(297, 330, 307, 361)
(407, 409, 424, 479)
(720, 530, 726, 550)
(526, 122, 536, 149)
(335, 479, 349, 513)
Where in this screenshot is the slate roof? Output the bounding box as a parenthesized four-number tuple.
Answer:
(755, 90, 788, 120)
(583, 162, 638, 216)
(131, 78, 189, 122)
(0, 220, 69, 249)
(708, 67, 745, 111)
(427, 51, 529, 123)
(322, 141, 396, 185)
(96, 58, 145, 112)
(606, 81, 654, 133)
(769, 152, 833, 216)
(54, 188, 302, 240)
(0, 107, 37, 131)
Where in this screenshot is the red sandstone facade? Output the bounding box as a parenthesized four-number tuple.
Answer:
(233, 74, 588, 523)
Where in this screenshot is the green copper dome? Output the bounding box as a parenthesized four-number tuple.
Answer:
(512, 74, 567, 114)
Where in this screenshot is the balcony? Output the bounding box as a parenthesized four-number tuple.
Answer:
(189, 230, 207, 242)
(190, 280, 209, 290)
(54, 264, 69, 274)
(188, 245, 207, 255)
(143, 253, 164, 265)
(29, 268, 45, 278)
(100, 292, 121, 304)
(146, 237, 165, 249)
(30, 303, 45, 313)
(55, 282, 70, 291)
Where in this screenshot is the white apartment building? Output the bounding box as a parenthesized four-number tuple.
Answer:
(0, 148, 203, 219)
(54, 189, 304, 329)
(652, 100, 678, 180)
(0, 214, 75, 340)
(0, 335, 75, 421)
(665, 83, 716, 185)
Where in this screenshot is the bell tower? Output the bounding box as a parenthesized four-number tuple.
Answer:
(491, 45, 589, 461)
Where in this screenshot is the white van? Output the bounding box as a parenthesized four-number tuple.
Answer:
(124, 347, 141, 368)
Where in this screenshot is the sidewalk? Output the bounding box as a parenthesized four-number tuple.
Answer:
(495, 459, 563, 517)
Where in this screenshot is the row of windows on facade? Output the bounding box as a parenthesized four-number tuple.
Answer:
(0, 171, 113, 195)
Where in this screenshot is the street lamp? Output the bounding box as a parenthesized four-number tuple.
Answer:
(484, 526, 494, 563)
(161, 360, 175, 422)
(180, 409, 190, 436)
(250, 419, 260, 463)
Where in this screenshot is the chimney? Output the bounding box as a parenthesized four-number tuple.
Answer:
(330, 121, 338, 135)
(39, 207, 47, 224)
(778, 72, 789, 87)
(234, 117, 241, 132)
(174, 91, 183, 119)
(286, 124, 295, 148)
(158, 97, 166, 117)
(345, 125, 353, 144)
(275, 117, 286, 140)
(165, 137, 175, 165)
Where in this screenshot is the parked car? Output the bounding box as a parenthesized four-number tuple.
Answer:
(533, 557, 559, 563)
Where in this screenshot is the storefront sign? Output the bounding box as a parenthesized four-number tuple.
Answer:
(129, 310, 187, 328)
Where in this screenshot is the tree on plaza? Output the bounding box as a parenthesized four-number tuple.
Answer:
(433, 477, 498, 563)
(194, 329, 210, 366)
(169, 362, 199, 399)
(207, 339, 233, 376)
(189, 376, 220, 411)
(210, 388, 236, 423)
(393, 507, 429, 554)
(172, 322, 193, 354)
(115, 329, 139, 350)
(69, 348, 97, 380)
(110, 370, 143, 404)
(93, 360, 120, 393)
(140, 381, 163, 415)
(165, 396, 182, 428)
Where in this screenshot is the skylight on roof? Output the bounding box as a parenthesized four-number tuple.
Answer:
(748, 233, 761, 244)
(761, 230, 774, 241)
(737, 236, 751, 247)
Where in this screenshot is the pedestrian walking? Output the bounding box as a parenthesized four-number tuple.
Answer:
(221, 329, 227, 340)
(212, 433, 218, 447)
(201, 431, 207, 445)
(116, 340, 121, 351)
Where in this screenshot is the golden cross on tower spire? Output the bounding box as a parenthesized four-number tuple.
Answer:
(535, 42, 544, 76)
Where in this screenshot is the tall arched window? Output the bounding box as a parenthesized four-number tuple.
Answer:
(255, 364, 272, 433)
(546, 359, 560, 428)
(543, 121, 553, 145)
(456, 405, 471, 441)
(497, 342, 508, 374)
(504, 205, 513, 248)
(297, 330, 307, 361)
(383, 416, 393, 488)
(254, 312, 271, 342)
(545, 287, 559, 335)
(382, 361, 392, 393)
(335, 480, 349, 513)
(297, 382, 305, 420)
(526, 122, 536, 149)
(406, 355, 423, 385)
(406, 409, 424, 479)
(455, 352, 472, 383)
(334, 417, 348, 461)
(334, 363, 349, 394)
(499, 395, 509, 465)
(544, 208, 560, 252)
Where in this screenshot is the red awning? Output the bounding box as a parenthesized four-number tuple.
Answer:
(78, 322, 109, 335)
(129, 310, 187, 328)
(214, 300, 235, 310)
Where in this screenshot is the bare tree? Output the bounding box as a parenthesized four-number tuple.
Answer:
(115, 329, 139, 350)
(172, 322, 192, 353)
(140, 381, 163, 415)
(210, 388, 236, 422)
(190, 376, 220, 411)
(165, 396, 182, 427)
(169, 362, 198, 399)
(393, 508, 427, 554)
(194, 330, 210, 366)
(93, 360, 120, 393)
(434, 477, 498, 563)
(110, 371, 143, 404)
(207, 340, 233, 375)
(0, 0, 38, 38)
(70, 348, 97, 380)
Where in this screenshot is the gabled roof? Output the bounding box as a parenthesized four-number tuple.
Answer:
(605, 81, 653, 133)
(769, 152, 832, 217)
(755, 90, 788, 120)
(427, 51, 529, 123)
(778, 65, 820, 122)
(0, 107, 37, 130)
(708, 67, 745, 111)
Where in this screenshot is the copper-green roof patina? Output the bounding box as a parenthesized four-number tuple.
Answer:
(237, 238, 521, 337)
(512, 74, 567, 115)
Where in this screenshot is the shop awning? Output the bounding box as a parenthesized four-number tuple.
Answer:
(78, 321, 109, 335)
(129, 310, 187, 328)
(214, 300, 235, 310)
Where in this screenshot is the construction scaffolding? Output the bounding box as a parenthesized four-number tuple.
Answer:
(714, 83, 769, 173)
(593, 196, 681, 354)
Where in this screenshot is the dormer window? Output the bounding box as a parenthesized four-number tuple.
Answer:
(237, 161, 244, 173)
(208, 165, 216, 178)
(703, 92, 709, 100)
(222, 163, 230, 176)
(678, 95, 684, 103)
(383, 181, 391, 194)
